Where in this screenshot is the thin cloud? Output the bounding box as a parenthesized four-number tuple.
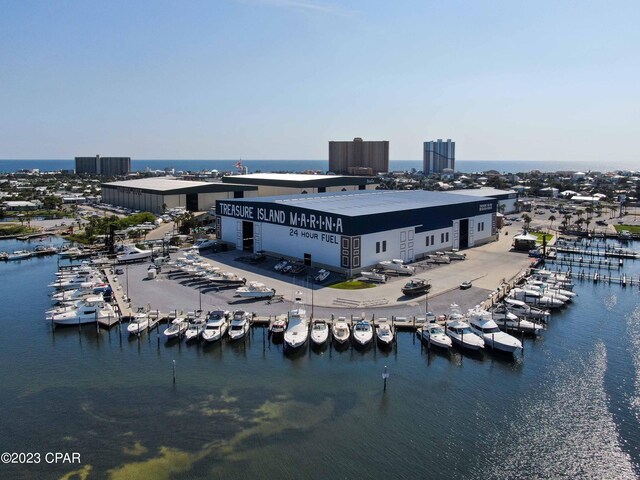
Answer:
(239, 0, 355, 17)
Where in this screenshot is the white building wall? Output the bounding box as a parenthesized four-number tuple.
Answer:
(260, 223, 340, 266)
(473, 213, 496, 245)
(498, 198, 518, 214)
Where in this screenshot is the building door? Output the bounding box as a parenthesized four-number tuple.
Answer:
(452, 220, 460, 250)
(242, 221, 254, 251)
(407, 230, 414, 261)
(253, 223, 262, 252)
(459, 219, 469, 249)
(399, 231, 406, 261)
(236, 221, 243, 250)
(186, 193, 198, 211)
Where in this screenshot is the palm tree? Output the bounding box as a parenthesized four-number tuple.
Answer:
(575, 218, 584, 231)
(609, 205, 618, 218)
(547, 214, 556, 233)
(521, 213, 532, 231)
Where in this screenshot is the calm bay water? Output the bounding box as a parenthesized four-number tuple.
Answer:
(0, 236, 639, 479)
(1, 159, 637, 174)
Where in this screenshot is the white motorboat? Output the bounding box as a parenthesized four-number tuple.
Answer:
(47, 295, 116, 326)
(57, 247, 84, 258)
(361, 270, 387, 283)
(445, 304, 484, 350)
(270, 316, 287, 336)
(193, 238, 217, 250)
(7, 250, 32, 261)
(184, 317, 206, 342)
(235, 282, 276, 298)
(46, 300, 83, 316)
(117, 245, 153, 263)
(420, 323, 452, 349)
(49, 273, 104, 290)
(51, 284, 109, 303)
(163, 317, 189, 339)
(314, 269, 330, 283)
(508, 288, 565, 309)
(127, 312, 150, 335)
(332, 317, 351, 344)
(525, 280, 576, 299)
(377, 259, 415, 275)
(375, 319, 394, 347)
(353, 320, 374, 346)
(310, 319, 329, 346)
(228, 310, 251, 341)
(522, 283, 572, 303)
(503, 298, 550, 320)
(202, 310, 229, 343)
(467, 306, 522, 353)
(207, 271, 243, 284)
(284, 295, 309, 349)
(491, 304, 545, 335)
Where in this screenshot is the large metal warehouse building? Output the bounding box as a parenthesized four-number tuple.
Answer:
(101, 177, 257, 214)
(445, 187, 518, 214)
(220, 173, 379, 196)
(216, 190, 498, 273)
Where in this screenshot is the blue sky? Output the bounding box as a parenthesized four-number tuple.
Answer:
(1, 0, 638, 161)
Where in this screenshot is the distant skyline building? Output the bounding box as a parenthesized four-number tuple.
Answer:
(328, 138, 389, 175)
(423, 139, 455, 174)
(75, 155, 131, 176)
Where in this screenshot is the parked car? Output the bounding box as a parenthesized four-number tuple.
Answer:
(596, 220, 607, 226)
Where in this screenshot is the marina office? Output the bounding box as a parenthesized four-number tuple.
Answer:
(216, 190, 498, 273)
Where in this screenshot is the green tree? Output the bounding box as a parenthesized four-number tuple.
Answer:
(547, 214, 556, 233)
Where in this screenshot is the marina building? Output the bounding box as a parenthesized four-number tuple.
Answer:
(328, 138, 389, 175)
(444, 187, 518, 214)
(216, 190, 498, 273)
(101, 177, 257, 214)
(75, 155, 131, 176)
(423, 139, 455, 175)
(220, 173, 379, 196)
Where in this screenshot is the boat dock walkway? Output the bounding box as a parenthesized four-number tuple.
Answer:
(102, 268, 131, 322)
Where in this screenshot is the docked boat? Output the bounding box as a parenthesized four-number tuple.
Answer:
(284, 296, 309, 349)
(49, 274, 104, 290)
(235, 281, 276, 298)
(163, 317, 189, 339)
(184, 317, 206, 342)
(375, 319, 394, 347)
(353, 320, 374, 346)
(445, 304, 484, 350)
(57, 247, 84, 258)
(116, 245, 153, 263)
(420, 323, 452, 349)
(51, 284, 110, 303)
(361, 270, 387, 283)
(202, 310, 230, 343)
(467, 306, 522, 353)
(127, 312, 150, 335)
(33, 245, 58, 256)
(332, 317, 351, 344)
(491, 304, 545, 335)
(228, 310, 251, 341)
(377, 259, 415, 275)
(401, 279, 431, 296)
(269, 316, 287, 336)
(508, 288, 565, 309)
(47, 295, 116, 326)
(503, 298, 550, 321)
(7, 250, 31, 261)
(310, 319, 329, 346)
(525, 280, 576, 299)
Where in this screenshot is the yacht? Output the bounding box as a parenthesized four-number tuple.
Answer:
(360, 270, 387, 283)
(51, 284, 109, 303)
(420, 323, 452, 349)
(47, 296, 116, 326)
(207, 271, 244, 285)
(377, 259, 415, 275)
(127, 312, 150, 335)
(445, 304, 484, 350)
(163, 317, 189, 339)
(503, 298, 550, 321)
(310, 319, 329, 346)
(524, 280, 576, 299)
(235, 282, 276, 298)
(7, 250, 32, 261)
(193, 238, 217, 250)
(375, 318, 394, 347)
(57, 247, 84, 258)
(332, 318, 351, 344)
(353, 320, 374, 347)
(228, 310, 251, 341)
(284, 296, 309, 349)
(116, 245, 152, 263)
(467, 306, 522, 353)
(491, 304, 545, 335)
(49, 273, 104, 290)
(184, 317, 206, 342)
(202, 310, 229, 343)
(508, 288, 565, 309)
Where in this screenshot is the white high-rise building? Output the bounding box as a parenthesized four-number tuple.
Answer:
(423, 139, 455, 174)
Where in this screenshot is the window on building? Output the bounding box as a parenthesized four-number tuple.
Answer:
(382, 241, 386, 252)
(441, 233, 445, 243)
(426, 236, 430, 246)
(376, 242, 380, 254)
(446, 232, 449, 242)
(431, 235, 434, 245)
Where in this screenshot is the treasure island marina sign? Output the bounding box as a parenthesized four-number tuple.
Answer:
(217, 202, 344, 234)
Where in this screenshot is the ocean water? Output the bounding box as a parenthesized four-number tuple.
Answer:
(0, 159, 637, 174)
(0, 236, 638, 479)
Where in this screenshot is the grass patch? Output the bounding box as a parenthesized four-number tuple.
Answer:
(614, 225, 640, 234)
(329, 280, 376, 290)
(0, 224, 36, 236)
(529, 231, 554, 243)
